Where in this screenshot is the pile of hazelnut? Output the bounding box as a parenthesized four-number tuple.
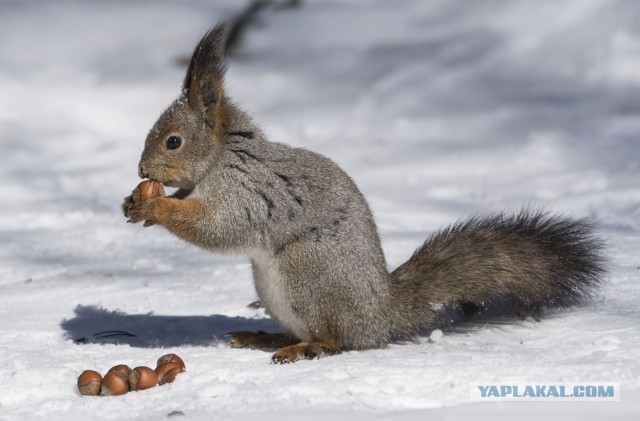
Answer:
(77, 353, 185, 396)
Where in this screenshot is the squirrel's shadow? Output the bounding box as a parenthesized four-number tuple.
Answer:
(61, 305, 279, 348)
(62, 303, 546, 348)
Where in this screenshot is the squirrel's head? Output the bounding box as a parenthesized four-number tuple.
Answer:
(139, 24, 229, 190)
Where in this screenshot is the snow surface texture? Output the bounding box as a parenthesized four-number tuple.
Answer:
(0, 0, 639, 419)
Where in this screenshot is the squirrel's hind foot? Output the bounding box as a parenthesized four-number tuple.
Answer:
(228, 331, 298, 351)
(271, 340, 342, 364)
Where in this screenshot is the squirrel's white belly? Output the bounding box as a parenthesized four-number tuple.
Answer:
(249, 249, 310, 341)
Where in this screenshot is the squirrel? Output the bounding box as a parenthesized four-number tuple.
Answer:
(122, 25, 605, 363)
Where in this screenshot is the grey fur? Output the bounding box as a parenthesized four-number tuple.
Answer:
(129, 26, 606, 352)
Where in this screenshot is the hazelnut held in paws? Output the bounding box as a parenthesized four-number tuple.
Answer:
(122, 180, 166, 226)
(136, 180, 165, 201)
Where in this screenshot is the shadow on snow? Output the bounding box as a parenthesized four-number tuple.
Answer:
(61, 305, 279, 348)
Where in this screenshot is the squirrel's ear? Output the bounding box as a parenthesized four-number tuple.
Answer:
(183, 24, 229, 142)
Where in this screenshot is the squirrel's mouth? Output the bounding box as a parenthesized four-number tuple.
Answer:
(149, 179, 192, 199)
(144, 167, 194, 190)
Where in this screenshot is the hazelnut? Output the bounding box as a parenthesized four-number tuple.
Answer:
(135, 180, 165, 202)
(156, 353, 185, 370)
(128, 366, 158, 391)
(77, 370, 102, 396)
(108, 364, 131, 379)
(100, 371, 129, 396)
(155, 362, 185, 385)
(163, 367, 183, 384)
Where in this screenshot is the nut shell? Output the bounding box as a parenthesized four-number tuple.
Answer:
(128, 366, 159, 391)
(136, 180, 165, 202)
(77, 370, 102, 396)
(155, 362, 185, 385)
(100, 371, 129, 396)
(156, 354, 185, 370)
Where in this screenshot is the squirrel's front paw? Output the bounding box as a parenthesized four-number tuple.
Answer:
(122, 186, 142, 218)
(126, 199, 157, 227)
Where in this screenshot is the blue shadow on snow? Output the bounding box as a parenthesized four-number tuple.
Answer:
(61, 305, 279, 348)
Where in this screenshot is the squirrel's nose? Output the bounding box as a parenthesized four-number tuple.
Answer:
(138, 164, 148, 179)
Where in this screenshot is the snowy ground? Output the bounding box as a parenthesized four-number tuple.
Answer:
(1, 0, 639, 419)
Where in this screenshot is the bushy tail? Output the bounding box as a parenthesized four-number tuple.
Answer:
(388, 210, 605, 339)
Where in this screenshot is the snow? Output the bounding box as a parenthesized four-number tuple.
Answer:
(1, 0, 639, 419)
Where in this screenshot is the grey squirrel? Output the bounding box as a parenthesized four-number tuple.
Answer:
(123, 25, 605, 363)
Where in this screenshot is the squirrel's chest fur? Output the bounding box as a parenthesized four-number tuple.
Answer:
(249, 248, 310, 341)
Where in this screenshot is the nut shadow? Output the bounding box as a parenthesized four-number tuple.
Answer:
(61, 305, 279, 348)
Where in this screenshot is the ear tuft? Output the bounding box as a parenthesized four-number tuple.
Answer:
(183, 24, 227, 95)
(183, 24, 229, 142)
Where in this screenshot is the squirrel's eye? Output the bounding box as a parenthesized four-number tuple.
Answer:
(166, 136, 182, 150)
